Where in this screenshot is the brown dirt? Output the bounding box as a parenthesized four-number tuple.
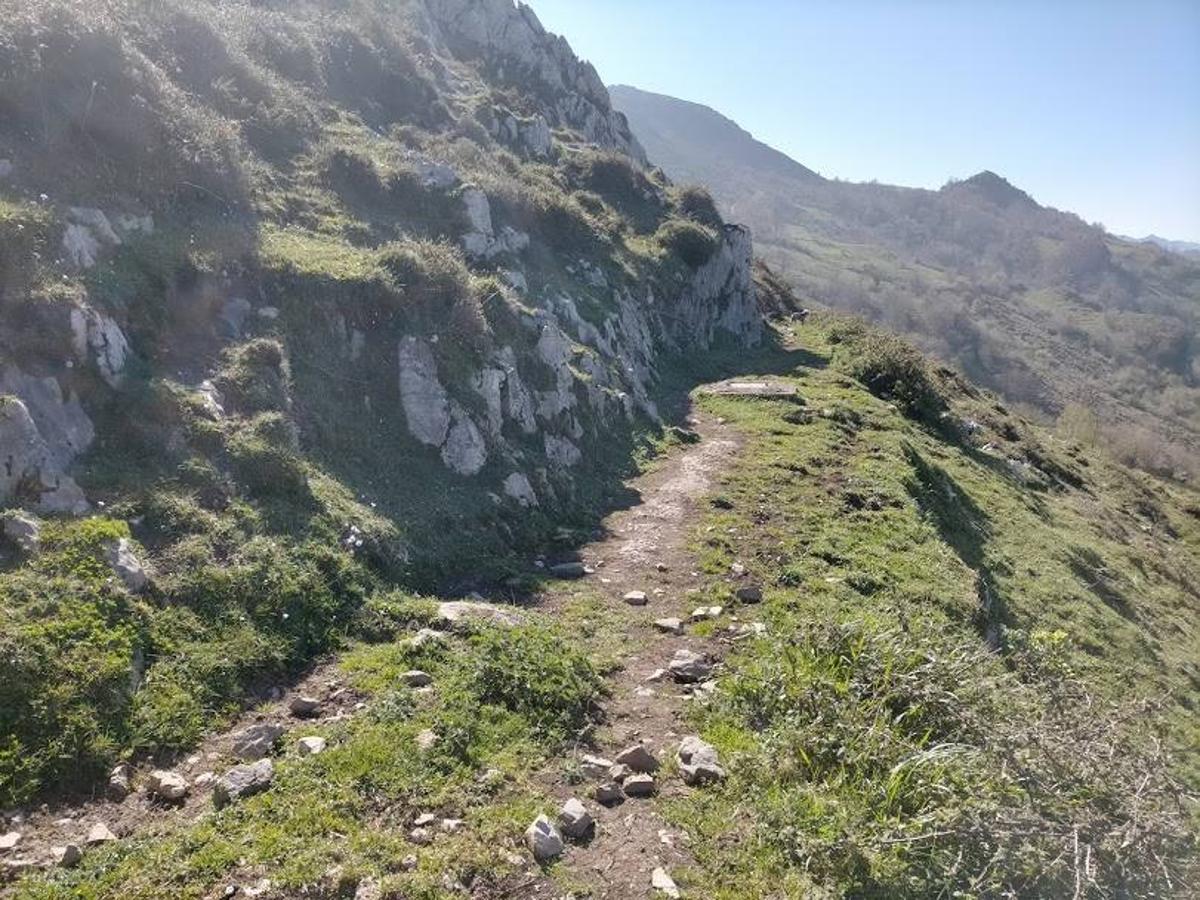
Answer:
(518, 411, 744, 899)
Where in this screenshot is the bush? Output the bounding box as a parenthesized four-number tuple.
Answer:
(672, 184, 723, 228)
(470, 624, 602, 738)
(655, 219, 719, 268)
(832, 324, 946, 425)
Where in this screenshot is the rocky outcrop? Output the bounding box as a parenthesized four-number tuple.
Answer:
(667, 225, 762, 349)
(0, 395, 90, 515)
(69, 304, 131, 387)
(421, 0, 645, 161)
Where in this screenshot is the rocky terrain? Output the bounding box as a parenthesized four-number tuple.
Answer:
(1, 2, 1198, 898)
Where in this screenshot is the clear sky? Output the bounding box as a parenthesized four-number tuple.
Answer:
(529, 0, 1200, 242)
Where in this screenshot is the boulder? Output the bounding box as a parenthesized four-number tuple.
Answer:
(653, 618, 683, 635)
(2, 513, 41, 554)
(436, 600, 520, 629)
(669, 649, 713, 684)
(107, 763, 132, 800)
(524, 814, 564, 862)
(622, 773, 655, 797)
(651, 867, 681, 898)
(593, 782, 624, 805)
(689, 606, 723, 622)
(677, 736, 726, 785)
(614, 743, 658, 773)
(53, 844, 82, 868)
(578, 754, 614, 779)
(213, 759, 274, 808)
(397, 337, 451, 447)
(622, 590, 648, 606)
(441, 404, 487, 475)
(68, 305, 130, 387)
(85, 823, 117, 845)
(102, 538, 149, 592)
(0, 395, 90, 516)
(297, 736, 327, 756)
(558, 798, 593, 840)
(231, 723, 284, 760)
(289, 696, 321, 718)
(146, 770, 189, 802)
(502, 471, 539, 507)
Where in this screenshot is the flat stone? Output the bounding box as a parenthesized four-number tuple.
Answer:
(558, 797, 593, 840)
(652, 867, 681, 898)
(677, 736, 727, 785)
(436, 600, 520, 630)
(669, 649, 714, 684)
(297, 736, 327, 756)
(653, 618, 684, 635)
(614, 743, 659, 773)
(609, 763, 634, 782)
(579, 754, 614, 779)
(549, 561, 586, 579)
(402, 670, 432, 687)
(146, 769, 189, 802)
(593, 782, 624, 805)
(213, 759, 274, 808)
(689, 606, 723, 622)
(413, 813, 437, 827)
(623, 590, 648, 606)
(0, 831, 20, 851)
(231, 723, 284, 760)
(701, 380, 797, 398)
(289, 696, 321, 718)
(439, 818, 465, 833)
(524, 814, 564, 862)
(86, 823, 117, 845)
(622, 773, 656, 797)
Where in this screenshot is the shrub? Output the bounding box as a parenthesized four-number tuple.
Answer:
(833, 325, 946, 425)
(470, 624, 602, 738)
(655, 218, 719, 268)
(672, 184, 723, 228)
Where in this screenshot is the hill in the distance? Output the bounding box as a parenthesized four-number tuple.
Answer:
(611, 85, 1200, 479)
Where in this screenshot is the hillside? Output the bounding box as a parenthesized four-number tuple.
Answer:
(610, 85, 1200, 479)
(0, 3, 1198, 899)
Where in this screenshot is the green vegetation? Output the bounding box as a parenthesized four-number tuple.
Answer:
(655, 318, 1199, 897)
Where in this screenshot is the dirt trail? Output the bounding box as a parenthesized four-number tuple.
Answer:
(3, 409, 742, 899)
(525, 411, 742, 899)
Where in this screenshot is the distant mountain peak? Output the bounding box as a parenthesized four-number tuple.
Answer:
(944, 170, 1037, 208)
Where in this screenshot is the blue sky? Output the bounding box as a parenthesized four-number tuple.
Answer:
(530, 0, 1200, 242)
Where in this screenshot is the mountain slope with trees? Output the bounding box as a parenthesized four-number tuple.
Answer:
(611, 85, 1200, 479)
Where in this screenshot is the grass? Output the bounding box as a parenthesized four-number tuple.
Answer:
(653, 319, 1199, 897)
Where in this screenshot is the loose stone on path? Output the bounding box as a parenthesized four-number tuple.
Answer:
(558, 798, 593, 840)
(669, 649, 714, 683)
(623, 590, 648, 606)
(525, 814, 564, 861)
(654, 617, 683, 634)
(652, 867, 681, 898)
(614, 743, 659, 772)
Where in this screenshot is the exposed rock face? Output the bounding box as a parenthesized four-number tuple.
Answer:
(0, 394, 90, 515)
(422, 0, 645, 162)
(668, 225, 762, 349)
(2, 513, 41, 554)
(69, 305, 130, 387)
(61, 207, 152, 271)
(442, 404, 488, 475)
(398, 336, 452, 447)
(502, 471, 538, 507)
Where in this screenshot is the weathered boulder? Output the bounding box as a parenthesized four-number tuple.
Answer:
(231, 723, 284, 760)
(653, 618, 683, 635)
(107, 763, 132, 800)
(623, 590, 648, 606)
(289, 696, 321, 718)
(441, 404, 487, 475)
(622, 773, 655, 797)
(436, 600, 520, 629)
(297, 736, 327, 756)
(502, 471, 538, 507)
(524, 814, 564, 862)
(68, 305, 130, 388)
(0, 395, 90, 515)
(2, 513, 41, 554)
(103, 538, 149, 592)
(558, 797, 593, 840)
(146, 770, 189, 802)
(614, 743, 658, 773)
(213, 759, 274, 808)
(398, 337, 451, 447)
(677, 736, 726, 785)
(53, 844, 82, 868)
(579, 754, 614, 779)
(669, 649, 713, 684)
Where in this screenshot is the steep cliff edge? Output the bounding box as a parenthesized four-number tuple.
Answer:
(0, 0, 761, 804)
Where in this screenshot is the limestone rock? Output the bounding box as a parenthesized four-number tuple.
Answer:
(622, 773, 655, 797)
(652, 867, 681, 898)
(579, 754, 614, 779)
(622, 590, 648, 606)
(146, 770, 189, 801)
(558, 798, 593, 840)
(107, 763, 132, 800)
(231, 723, 284, 760)
(69, 305, 130, 387)
(0, 395, 90, 516)
(297, 736, 327, 756)
(593, 782, 623, 805)
(544, 433, 582, 468)
(0, 832, 20, 851)
(524, 814, 563, 862)
(689, 605, 723, 622)
(614, 743, 658, 773)
(85, 823, 117, 845)
(289, 696, 321, 718)
(436, 600, 520, 629)
(213, 759, 274, 808)
(53, 844, 82, 868)
(669, 649, 713, 684)
(502, 471, 538, 507)
(654, 618, 683, 635)
(103, 538, 149, 592)
(398, 337, 451, 447)
(403, 628, 449, 651)
(441, 403, 487, 475)
(677, 736, 726, 785)
(2, 513, 41, 554)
